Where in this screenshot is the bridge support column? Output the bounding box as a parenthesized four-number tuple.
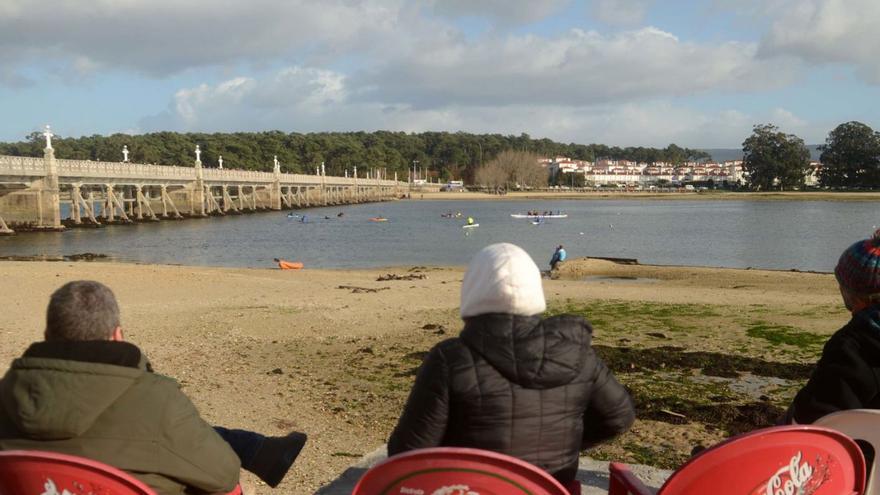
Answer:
(205, 185, 222, 215)
(222, 185, 238, 213)
(135, 185, 157, 221)
(0, 214, 12, 234)
(70, 183, 99, 225)
(104, 184, 131, 223)
(160, 185, 182, 218)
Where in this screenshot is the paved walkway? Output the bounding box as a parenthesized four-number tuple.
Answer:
(314, 445, 672, 494)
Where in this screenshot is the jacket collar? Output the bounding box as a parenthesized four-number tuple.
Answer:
(22, 340, 151, 371)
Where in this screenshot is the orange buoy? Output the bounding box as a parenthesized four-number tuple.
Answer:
(277, 260, 304, 270)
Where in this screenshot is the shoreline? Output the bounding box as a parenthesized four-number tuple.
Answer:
(410, 190, 880, 201)
(0, 254, 834, 276)
(0, 259, 844, 493)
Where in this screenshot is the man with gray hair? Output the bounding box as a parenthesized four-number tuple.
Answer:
(0, 281, 306, 494)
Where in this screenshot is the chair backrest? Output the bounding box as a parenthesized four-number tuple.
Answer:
(352, 447, 571, 495)
(816, 409, 880, 495)
(657, 425, 866, 495)
(0, 450, 156, 494)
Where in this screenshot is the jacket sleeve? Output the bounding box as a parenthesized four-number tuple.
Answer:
(387, 345, 450, 456)
(582, 353, 635, 450)
(158, 381, 241, 493)
(787, 337, 875, 424)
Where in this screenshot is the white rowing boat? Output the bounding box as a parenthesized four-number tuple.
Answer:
(462, 224, 480, 229)
(510, 214, 568, 219)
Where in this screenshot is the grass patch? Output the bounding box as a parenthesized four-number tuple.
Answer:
(592, 442, 687, 470)
(746, 322, 827, 349)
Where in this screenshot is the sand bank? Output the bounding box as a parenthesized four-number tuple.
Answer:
(0, 259, 846, 493)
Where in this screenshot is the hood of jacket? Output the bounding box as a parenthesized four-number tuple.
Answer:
(0, 340, 148, 440)
(460, 243, 546, 318)
(460, 313, 592, 389)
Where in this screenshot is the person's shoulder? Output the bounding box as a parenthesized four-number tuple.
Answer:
(132, 369, 183, 396)
(432, 337, 468, 356)
(542, 314, 592, 333)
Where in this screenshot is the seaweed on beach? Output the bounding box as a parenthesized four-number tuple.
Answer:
(594, 345, 814, 380)
(630, 391, 786, 435)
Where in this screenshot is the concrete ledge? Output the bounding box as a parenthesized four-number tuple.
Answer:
(314, 445, 672, 495)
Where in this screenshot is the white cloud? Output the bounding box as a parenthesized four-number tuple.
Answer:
(142, 68, 830, 148)
(757, 0, 880, 83)
(354, 27, 798, 108)
(0, 0, 409, 77)
(770, 108, 807, 129)
(591, 0, 652, 26)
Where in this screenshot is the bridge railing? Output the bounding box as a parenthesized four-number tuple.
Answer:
(0, 155, 48, 176)
(203, 168, 275, 182)
(57, 159, 194, 180)
(1, 154, 405, 188)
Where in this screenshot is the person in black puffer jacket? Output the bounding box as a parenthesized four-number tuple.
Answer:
(387, 243, 635, 483)
(784, 230, 880, 424)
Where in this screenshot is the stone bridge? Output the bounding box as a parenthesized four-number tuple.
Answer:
(0, 142, 408, 234)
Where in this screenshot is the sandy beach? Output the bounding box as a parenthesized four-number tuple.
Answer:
(0, 259, 846, 494)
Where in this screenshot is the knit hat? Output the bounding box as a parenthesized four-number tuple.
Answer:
(835, 229, 880, 295)
(460, 243, 546, 318)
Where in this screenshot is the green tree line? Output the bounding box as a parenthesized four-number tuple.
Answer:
(742, 121, 880, 190)
(0, 130, 710, 182)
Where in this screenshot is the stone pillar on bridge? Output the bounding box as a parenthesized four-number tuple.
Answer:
(38, 131, 63, 230)
(0, 125, 65, 231)
(270, 156, 282, 210)
(353, 166, 359, 203)
(190, 145, 207, 216)
(320, 161, 326, 205)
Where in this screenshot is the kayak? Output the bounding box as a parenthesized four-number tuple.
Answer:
(462, 224, 480, 229)
(369, 217, 388, 222)
(277, 260, 304, 270)
(510, 214, 568, 218)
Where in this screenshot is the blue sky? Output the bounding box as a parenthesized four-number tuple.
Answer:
(0, 0, 877, 148)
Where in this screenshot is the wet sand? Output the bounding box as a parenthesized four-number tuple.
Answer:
(0, 259, 845, 493)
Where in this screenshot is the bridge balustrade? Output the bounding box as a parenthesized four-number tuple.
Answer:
(0, 156, 47, 177)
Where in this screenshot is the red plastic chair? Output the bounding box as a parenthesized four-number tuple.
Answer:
(0, 450, 244, 495)
(608, 425, 866, 495)
(353, 447, 571, 495)
(0, 450, 156, 494)
(816, 409, 880, 495)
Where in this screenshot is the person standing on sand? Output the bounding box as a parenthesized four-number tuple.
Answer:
(784, 230, 880, 424)
(387, 243, 634, 485)
(0, 281, 306, 493)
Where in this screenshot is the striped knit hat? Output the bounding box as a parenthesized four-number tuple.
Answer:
(835, 229, 880, 294)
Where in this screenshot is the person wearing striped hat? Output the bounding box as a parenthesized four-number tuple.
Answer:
(785, 229, 880, 424)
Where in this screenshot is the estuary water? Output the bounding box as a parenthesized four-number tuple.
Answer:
(0, 199, 877, 271)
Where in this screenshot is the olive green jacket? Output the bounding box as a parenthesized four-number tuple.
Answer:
(0, 341, 240, 494)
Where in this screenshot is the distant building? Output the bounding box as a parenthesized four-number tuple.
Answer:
(536, 156, 820, 188)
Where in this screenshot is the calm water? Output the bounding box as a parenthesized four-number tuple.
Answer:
(0, 200, 877, 271)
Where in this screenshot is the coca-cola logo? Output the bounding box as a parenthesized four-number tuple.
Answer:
(429, 485, 479, 495)
(752, 451, 832, 495)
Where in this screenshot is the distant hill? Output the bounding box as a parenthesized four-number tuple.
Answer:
(702, 145, 823, 163)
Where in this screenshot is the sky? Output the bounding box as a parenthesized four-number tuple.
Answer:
(0, 0, 878, 148)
